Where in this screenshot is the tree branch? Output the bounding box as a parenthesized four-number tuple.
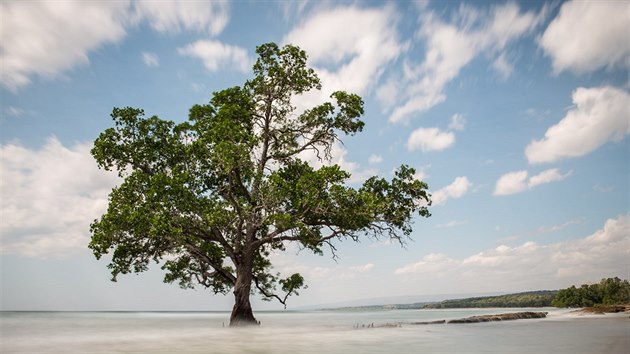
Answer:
(177, 216, 237, 263)
(253, 226, 345, 249)
(185, 243, 236, 284)
(252, 274, 290, 309)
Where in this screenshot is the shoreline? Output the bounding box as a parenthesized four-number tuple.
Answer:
(355, 308, 630, 328)
(354, 311, 550, 328)
(570, 305, 630, 315)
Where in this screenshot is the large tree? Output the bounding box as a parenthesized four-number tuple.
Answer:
(90, 43, 431, 326)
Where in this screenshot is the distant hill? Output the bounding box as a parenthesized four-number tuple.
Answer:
(324, 291, 557, 311)
(323, 302, 431, 311)
(422, 291, 557, 309)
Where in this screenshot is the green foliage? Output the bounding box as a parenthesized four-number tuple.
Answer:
(89, 42, 431, 312)
(423, 291, 557, 309)
(551, 277, 630, 307)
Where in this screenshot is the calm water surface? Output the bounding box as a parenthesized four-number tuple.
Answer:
(1, 308, 628, 353)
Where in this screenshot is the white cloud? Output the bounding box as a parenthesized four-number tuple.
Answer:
(0, 1, 129, 91)
(493, 170, 528, 196)
(494, 168, 572, 196)
(527, 168, 572, 188)
(368, 154, 383, 165)
(448, 113, 466, 131)
(406, 127, 455, 152)
(0, 0, 231, 91)
(386, 2, 546, 123)
(395, 215, 630, 292)
(271, 5, 400, 185)
(0, 137, 120, 258)
(178, 40, 252, 73)
(283, 5, 403, 111)
(279, 5, 401, 183)
(525, 86, 630, 164)
(432, 176, 472, 206)
(539, 1, 630, 74)
(132, 0, 229, 36)
(349, 263, 374, 273)
(141, 52, 159, 67)
(394, 253, 456, 275)
(436, 220, 467, 229)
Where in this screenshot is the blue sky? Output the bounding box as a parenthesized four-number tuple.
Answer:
(1, 0, 628, 311)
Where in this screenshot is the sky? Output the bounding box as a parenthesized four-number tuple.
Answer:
(1, 0, 628, 311)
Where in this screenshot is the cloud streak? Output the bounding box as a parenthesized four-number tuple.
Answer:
(132, 0, 229, 36)
(384, 2, 547, 123)
(0, 0, 231, 91)
(0, 1, 129, 91)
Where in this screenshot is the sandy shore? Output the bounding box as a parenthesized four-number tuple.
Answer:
(568, 305, 630, 316)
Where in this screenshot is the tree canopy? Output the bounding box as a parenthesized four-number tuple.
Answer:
(551, 277, 630, 307)
(89, 42, 431, 325)
(423, 291, 557, 309)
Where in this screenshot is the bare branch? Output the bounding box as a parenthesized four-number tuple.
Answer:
(252, 274, 290, 309)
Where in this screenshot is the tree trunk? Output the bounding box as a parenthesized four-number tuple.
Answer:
(229, 256, 258, 326)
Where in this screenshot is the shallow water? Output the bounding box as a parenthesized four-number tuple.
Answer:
(1, 309, 628, 353)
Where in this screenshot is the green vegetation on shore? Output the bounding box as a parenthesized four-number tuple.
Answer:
(324, 302, 430, 311)
(326, 277, 630, 311)
(551, 277, 630, 308)
(422, 291, 557, 309)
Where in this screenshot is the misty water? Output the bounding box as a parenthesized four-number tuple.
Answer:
(1, 309, 628, 353)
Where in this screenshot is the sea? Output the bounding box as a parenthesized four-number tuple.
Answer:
(1, 308, 628, 353)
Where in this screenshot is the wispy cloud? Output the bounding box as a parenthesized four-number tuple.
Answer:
(536, 219, 583, 234)
(494, 168, 572, 196)
(178, 40, 251, 73)
(5, 106, 24, 117)
(448, 114, 466, 131)
(132, 0, 229, 36)
(436, 220, 467, 229)
(384, 2, 548, 123)
(141, 52, 159, 67)
(1, 1, 231, 91)
(0, 1, 129, 91)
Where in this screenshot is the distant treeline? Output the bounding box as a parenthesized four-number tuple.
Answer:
(551, 277, 630, 307)
(422, 291, 557, 309)
(421, 277, 630, 309)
